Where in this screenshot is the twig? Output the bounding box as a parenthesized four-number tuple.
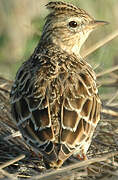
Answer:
(102, 108, 118, 117)
(0, 169, 18, 180)
(106, 90, 118, 105)
(98, 79, 117, 86)
(4, 131, 22, 141)
(101, 169, 118, 177)
(106, 103, 118, 107)
(82, 29, 118, 58)
(97, 65, 118, 78)
(0, 154, 25, 169)
(17, 174, 31, 178)
(29, 151, 118, 180)
(110, 72, 118, 79)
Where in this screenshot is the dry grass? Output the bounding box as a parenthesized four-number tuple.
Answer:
(82, 29, 118, 59)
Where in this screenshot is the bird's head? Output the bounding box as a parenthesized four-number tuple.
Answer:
(40, 1, 108, 57)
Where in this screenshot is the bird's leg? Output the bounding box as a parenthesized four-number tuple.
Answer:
(30, 149, 42, 159)
(77, 150, 99, 175)
(77, 149, 87, 161)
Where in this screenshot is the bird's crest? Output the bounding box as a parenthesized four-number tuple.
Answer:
(46, 1, 92, 18)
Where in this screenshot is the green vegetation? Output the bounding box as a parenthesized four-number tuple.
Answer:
(0, 0, 118, 79)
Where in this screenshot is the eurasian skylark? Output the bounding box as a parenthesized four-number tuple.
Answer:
(10, 1, 107, 168)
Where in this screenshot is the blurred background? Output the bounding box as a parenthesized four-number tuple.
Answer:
(0, 0, 118, 80)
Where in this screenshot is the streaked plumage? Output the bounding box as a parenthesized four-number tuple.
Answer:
(10, 1, 106, 168)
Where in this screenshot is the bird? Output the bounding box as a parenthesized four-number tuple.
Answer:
(10, 1, 107, 169)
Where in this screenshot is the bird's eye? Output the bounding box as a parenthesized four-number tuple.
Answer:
(68, 21, 77, 28)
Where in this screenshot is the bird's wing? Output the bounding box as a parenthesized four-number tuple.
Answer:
(10, 59, 58, 162)
(58, 61, 101, 161)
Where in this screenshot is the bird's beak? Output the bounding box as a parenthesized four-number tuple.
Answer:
(89, 20, 109, 29)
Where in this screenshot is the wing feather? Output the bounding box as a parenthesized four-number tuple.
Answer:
(59, 68, 101, 161)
